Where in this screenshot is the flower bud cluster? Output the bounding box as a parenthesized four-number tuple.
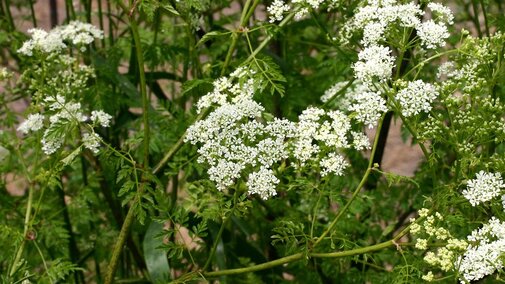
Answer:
(410, 208, 468, 281)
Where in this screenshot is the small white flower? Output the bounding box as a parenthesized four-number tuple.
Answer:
(458, 217, 505, 282)
(82, 132, 101, 154)
(267, 0, 290, 23)
(395, 80, 439, 117)
(349, 91, 388, 128)
(321, 81, 348, 103)
(319, 152, 348, 177)
(41, 131, 63, 155)
(91, 110, 112, 127)
(422, 271, 434, 282)
(353, 45, 395, 84)
(428, 3, 454, 24)
(416, 20, 450, 49)
(437, 61, 456, 79)
(415, 238, 428, 250)
(247, 167, 279, 200)
(462, 171, 505, 206)
(18, 114, 45, 134)
(351, 131, 370, 150)
(362, 21, 387, 46)
(18, 28, 66, 56)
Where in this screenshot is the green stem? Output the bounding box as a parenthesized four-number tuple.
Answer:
(9, 185, 34, 277)
(312, 114, 385, 248)
(9, 146, 35, 278)
(202, 190, 238, 271)
(220, 0, 256, 76)
(245, 12, 295, 64)
(204, 253, 304, 277)
(104, 4, 150, 283)
(29, 0, 37, 27)
(202, 218, 228, 271)
(129, 18, 150, 167)
(402, 49, 458, 79)
(103, 187, 143, 284)
(3, 0, 15, 31)
(312, 167, 372, 248)
(152, 109, 208, 175)
(204, 225, 411, 278)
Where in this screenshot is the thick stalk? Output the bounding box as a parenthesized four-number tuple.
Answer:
(471, 0, 483, 38)
(2, 0, 14, 31)
(29, 0, 37, 27)
(49, 0, 58, 26)
(479, 0, 490, 37)
(103, 187, 144, 284)
(104, 3, 150, 283)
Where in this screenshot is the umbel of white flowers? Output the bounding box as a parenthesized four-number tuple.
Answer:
(186, 67, 370, 200)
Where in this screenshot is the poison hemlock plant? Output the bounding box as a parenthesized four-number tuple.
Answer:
(1, 0, 505, 283)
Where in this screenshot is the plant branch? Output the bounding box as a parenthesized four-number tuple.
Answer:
(312, 114, 385, 248)
(203, 225, 411, 278)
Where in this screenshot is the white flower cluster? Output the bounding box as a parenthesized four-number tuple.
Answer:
(458, 217, 505, 282)
(416, 20, 450, 50)
(266, 0, 331, 22)
(18, 21, 103, 56)
(0, 67, 12, 80)
(319, 152, 348, 176)
(321, 81, 386, 129)
(267, 0, 290, 23)
(18, 95, 112, 155)
(91, 110, 113, 127)
(462, 171, 505, 206)
(395, 80, 439, 117)
(343, 1, 452, 49)
(320, 81, 348, 103)
(348, 91, 388, 128)
(293, 107, 351, 174)
(17, 114, 44, 134)
(342, 1, 452, 93)
(186, 69, 293, 199)
(187, 69, 364, 199)
(352, 45, 395, 85)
